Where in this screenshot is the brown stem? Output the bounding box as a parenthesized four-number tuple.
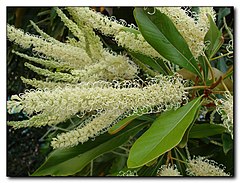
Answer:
(209, 76, 222, 89)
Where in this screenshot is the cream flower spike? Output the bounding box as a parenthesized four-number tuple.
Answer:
(67, 7, 161, 58)
(7, 75, 187, 131)
(186, 156, 230, 176)
(7, 75, 185, 117)
(7, 25, 92, 69)
(156, 7, 215, 58)
(215, 92, 233, 139)
(51, 109, 125, 149)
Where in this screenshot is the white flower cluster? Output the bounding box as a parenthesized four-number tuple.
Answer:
(51, 110, 124, 148)
(67, 7, 161, 58)
(7, 24, 92, 69)
(7, 75, 187, 147)
(157, 7, 216, 58)
(7, 8, 139, 84)
(21, 77, 75, 90)
(8, 7, 198, 149)
(186, 156, 230, 176)
(66, 7, 216, 60)
(215, 92, 233, 138)
(157, 164, 182, 176)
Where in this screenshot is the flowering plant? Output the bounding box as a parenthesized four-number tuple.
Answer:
(7, 7, 233, 176)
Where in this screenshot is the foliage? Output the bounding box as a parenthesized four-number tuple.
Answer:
(7, 7, 233, 176)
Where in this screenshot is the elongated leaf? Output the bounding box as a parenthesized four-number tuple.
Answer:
(222, 133, 233, 154)
(32, 120, 149, 176)
(178, 102, 201, 148)
(189, 123, 226, 139)
(130, 51, 169, 75)
(198, 55, 209, 82)
(177, 120, 195, 148)
(173, 148, 187, 176)
(134, 8, 202, 78)
(217, 8, 231, 27)
(205, 14, 224, 59)
(127, 97, 202, 168)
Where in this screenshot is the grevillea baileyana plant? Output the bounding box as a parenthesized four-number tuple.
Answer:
(7, 7, 233, 176)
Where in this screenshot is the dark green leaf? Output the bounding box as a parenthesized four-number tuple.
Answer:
(109, 155, 127, 175)
(127, 97, 202, 168)
(189, 123, 226, 139)
(205, 14, 224, 59)
(32, 120, 149, 176)
(217, 57, 228, 73)
(134, 8, 202, 78)
(130, 51, 169, 75)
(173, 148, 187, 176)
(138, 155, 165, 176)
(222, 133, 233, 154)
(198, 55, 209, 81)
(217, 8, 231, 27)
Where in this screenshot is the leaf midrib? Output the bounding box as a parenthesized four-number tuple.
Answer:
(135, 97, 201, 166)
(137, 8, 201, 77)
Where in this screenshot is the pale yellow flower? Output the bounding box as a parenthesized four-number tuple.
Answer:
(216, 92, 233, 138)
(157, 164, 182, 176)
(186, 156, 230, 176)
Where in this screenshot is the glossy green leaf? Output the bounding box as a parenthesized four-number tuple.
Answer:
(177, 120, 195, 148)
(189, 123, 226, 139)
(134, 8, 202, 78)
(32, 120, 149, 176)
(130, 51, 169, 75)
(178, 104, 201, 148)
(127, 97, 202, 168)
(205, 14, 224, 59)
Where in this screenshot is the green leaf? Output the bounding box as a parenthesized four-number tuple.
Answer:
(32, 120, 149, 176)
(222, 133, 233, 154)
(217, 8, 231, 27)
(177, 120, 195, 148)
(130, 51, 169, 75)
(189, 123, 226, 139)
(205, 14, 224, 59)
(178, 104, 201, 148)
(134, 8, 202, 78)
(217, 57, 228, 73)
(173, 148, 187, 176)
(127, 97, 202, 168)
(109, 155, 127, 175)
(198, 55, 209, 82)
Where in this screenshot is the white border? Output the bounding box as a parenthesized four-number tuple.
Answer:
(1, 0, 239, 182)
